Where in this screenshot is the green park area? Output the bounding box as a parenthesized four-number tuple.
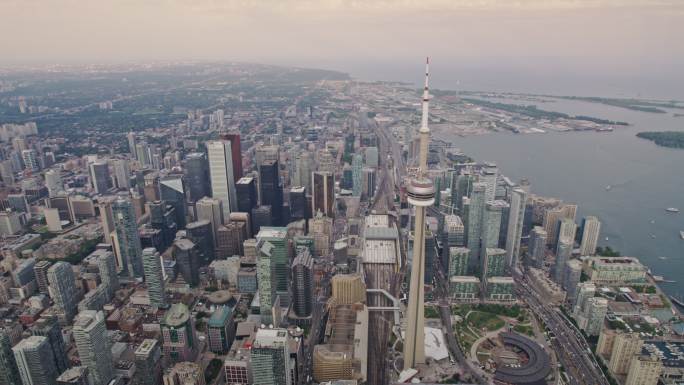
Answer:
(451, 304, 534, 354)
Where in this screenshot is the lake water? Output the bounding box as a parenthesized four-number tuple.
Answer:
(435, 98, 684, 297)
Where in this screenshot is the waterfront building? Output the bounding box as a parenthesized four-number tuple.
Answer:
(505, 188, 527, 267)
(608, 332, 644, 375)
(579, 216, 601, 256)
(625, 355, 662, 385)
(466, 182, 487, 273)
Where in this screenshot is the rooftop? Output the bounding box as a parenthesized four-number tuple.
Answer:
(162, 303, 190, 327)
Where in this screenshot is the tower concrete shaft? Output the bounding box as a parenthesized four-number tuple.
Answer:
(404, 58, 435, 370)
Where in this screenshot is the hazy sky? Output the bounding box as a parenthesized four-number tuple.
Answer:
(1, 0, 683, 97)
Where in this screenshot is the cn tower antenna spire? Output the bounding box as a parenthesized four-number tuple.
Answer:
(418, 56, 431, 177)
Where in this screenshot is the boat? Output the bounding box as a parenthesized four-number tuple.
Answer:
(680, 231, 684, 240)
(605, 185, 612, 191)
(666, 207, 680, 213)
(650, 220, 656, 224)
(658, 256, 668, 260)
(650, 234, 656, 239)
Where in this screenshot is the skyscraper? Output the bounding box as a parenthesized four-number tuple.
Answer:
(481, 200, 508, 253)
(291, 247, 314, 318)
(142, 248, 167, 308)
(207, 140, 238, 218)
(31, 316, 68, 374)
(127, 132, 137, 159)
(483, 248, 507, 277)
(72, 310, 113, 385)
(0, 331, 20, 385)
(448, 247, 470, 277)
(312, 171, 334, 218)
(580, 216, 601, 256)
(220, 132, 243, 182)
(183, 152, 210, 202)
(195, 196, 224, 247)
(289, 186, 308, 221)
(236, 176, 257, 214)
(47, 261, 79, 322)
(33, 260, 51, 295)
(404, 59, 435, 370)
(186, 220, 214, 264)
(259, 160, 283, 225)
(112, 197, 144, 277)
(351, 154, 363, 197)
(45, 169, 64, 197)
(251, 328, 295, 385)
(554, 236, 573, 284)
(465, 182, 487, 273)
(89, 162, 111, 194)
(13, 336, 58, 385)
(480, 163, 498, 202)
(505, 188, 527, 267)
(207, 306, 235, 354)
(133, 339, 162, 385)
(173, 238, 200, 287)
(21, 149, 39, 172)
(529, 226, 547, 268)
(112, 159, 131, 190)
(159, 175, 187, 229)
(257, 240, 277, 325)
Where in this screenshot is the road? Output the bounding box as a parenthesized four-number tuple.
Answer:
(513, 271, 610, 385)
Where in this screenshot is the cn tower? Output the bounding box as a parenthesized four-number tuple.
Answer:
(403, 58, 435, 370)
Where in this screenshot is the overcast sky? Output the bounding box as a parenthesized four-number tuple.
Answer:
(1, 0, 682, 97)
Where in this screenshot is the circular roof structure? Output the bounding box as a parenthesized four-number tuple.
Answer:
(494, 332, 552, 385)
(207, 290, 233, 305)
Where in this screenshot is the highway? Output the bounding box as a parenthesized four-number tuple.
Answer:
(514, 271, 610, 385)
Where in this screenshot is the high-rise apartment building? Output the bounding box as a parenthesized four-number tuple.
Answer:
(580, 216, 601, 256)
(466, 182, 487, 273)
(31, 316, 68, 374)
(483, 248, 507, 277)
(505, 188, 527, 267)
(0, 331, 20, 385)
(13, 336, 58, 385)
(448, 247, 470, 277)
(142, 248, 167, 308)
(72, 310, 113, 385)
(112, 197, 144, 277)
(608, 332, 643, 375)
(48, 262, 79, 322)
(625, 355, 662, 385)
(529, 226, 547, 268)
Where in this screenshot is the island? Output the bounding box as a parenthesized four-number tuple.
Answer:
(636, 131, 684, 149)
